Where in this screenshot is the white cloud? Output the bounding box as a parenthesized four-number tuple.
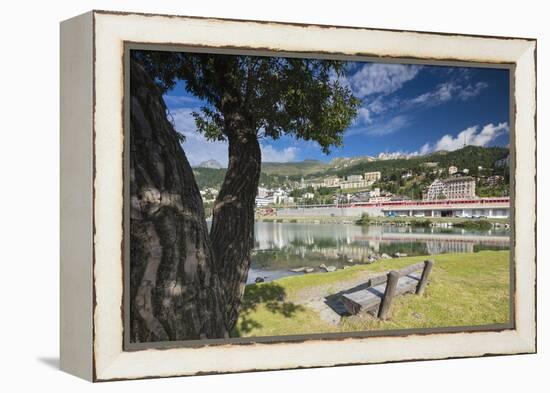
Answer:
(377, 151, 421, 160)
(172, 108, 300, 166)
(366, 98, 386, 115)
(345, 64, 489, 136)
(376, 122, 508, 159)
(349, 63, 422, 98)
(354, 98, 398, 128)
(352, 69, 489, 136)
(356, 107, 372, 124)
(182, 133, 229, 167)
(419, 143, 432, 155)
(458, 82, 489, 100)
(172, 108, 229, 167)
(353, 96, 402, 127)
(422, 122, 509, 153)
(409, 80, 488, 107)
(364, 115, 410, 136)
(261, 144, 298, 163)
(410, 82, 458, 106)
(164, 94, 202, 107)
(171, 107, 197, 133)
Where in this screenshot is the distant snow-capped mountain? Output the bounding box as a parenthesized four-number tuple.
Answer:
(195, 159, 224, 169)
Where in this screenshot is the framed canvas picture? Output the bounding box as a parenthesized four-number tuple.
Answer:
(60, 10, 537, 381)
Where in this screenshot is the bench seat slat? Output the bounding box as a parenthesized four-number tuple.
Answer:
(341, 272, 421, 315)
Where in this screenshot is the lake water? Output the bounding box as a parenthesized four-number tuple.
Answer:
(247, 221, 510, 284)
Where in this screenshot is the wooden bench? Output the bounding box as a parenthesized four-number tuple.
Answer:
(341, 260, 434, 320)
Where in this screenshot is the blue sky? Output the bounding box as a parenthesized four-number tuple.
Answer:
(163, 60, 509, 166)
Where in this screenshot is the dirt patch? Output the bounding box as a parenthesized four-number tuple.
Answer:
(292, 270, 375, 302)
(303, 299, 342, 325)
(291, 270, 380, 325)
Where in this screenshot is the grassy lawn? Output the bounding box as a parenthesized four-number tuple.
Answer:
(233, 250, 510, 337)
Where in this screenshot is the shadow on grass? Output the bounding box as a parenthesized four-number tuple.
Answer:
(232, 282, 304, 337)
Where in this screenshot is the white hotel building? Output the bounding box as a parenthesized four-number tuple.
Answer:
(423, 176, 476, 201)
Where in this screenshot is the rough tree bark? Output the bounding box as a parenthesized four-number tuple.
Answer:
(209, 125, 262, 330)
(129, 52, 357, 340)
(129, 61, 229, 342)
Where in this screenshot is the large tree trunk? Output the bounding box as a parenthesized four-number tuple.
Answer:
(129, 61, 228, 342)
(210, 127, 262, 330)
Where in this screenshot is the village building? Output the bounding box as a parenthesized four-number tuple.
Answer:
(254, 187, 295, 206)
(369, 187, 381, 198)
(423, 179, 446, 200)
(200, 187, 219, 202)
(339, 179, 370, 190)
(486, 175, 504, 186)
(255, 196, 274, 207)
(306, 181, 325, 189)
(448, 165, 458, 175)
(257, 186, 269, 198)
(424, 176, 476, 200)
(364, 171, 381, 182)
(323, 177, 341, 187)
(346, 174, 363, 181)
(369, 195, 392, 203)
(443, 176, 475, 199)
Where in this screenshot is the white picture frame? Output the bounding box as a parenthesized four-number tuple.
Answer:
(60, 10, 536, 381)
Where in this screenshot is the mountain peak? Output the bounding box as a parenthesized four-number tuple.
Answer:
(196, 159, 223, 169)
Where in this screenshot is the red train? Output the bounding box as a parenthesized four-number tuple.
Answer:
(298, 197, 510, 209)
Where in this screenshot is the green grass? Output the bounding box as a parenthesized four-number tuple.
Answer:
(233, 250, 510, 337)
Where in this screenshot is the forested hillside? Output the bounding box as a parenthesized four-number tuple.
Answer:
(193, 145, 509, 192)
(326, 146, 509, 179)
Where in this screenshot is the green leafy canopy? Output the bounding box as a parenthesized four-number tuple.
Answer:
(132, 50, 360, 154)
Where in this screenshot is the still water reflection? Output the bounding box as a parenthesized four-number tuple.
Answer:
(247, 221, 510, 284)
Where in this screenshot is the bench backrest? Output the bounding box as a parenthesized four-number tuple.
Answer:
(378, 259, 434, 319)
(366, 261, 430, 287)
(340, 259, 435, 319)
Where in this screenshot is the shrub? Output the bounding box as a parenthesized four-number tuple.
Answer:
(453, 220, 493, 230)
(410, 219, 432, 228)
(356, 213, 370, 225)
